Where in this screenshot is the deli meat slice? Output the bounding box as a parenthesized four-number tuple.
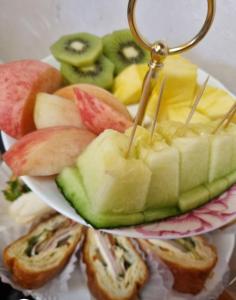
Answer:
(0, 60, 62, 138)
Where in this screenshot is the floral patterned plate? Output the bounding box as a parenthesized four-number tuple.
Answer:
(2, 56, 236, 239)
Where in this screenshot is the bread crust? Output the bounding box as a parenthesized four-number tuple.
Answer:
(3, 215, 84, 289)
(83, 231, 148, 300)
(138, 237, 217, 295)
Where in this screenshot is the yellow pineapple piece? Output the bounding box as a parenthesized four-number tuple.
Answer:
(147, 55, 198, 118)
(113, 64, 148, 105)
(197, 86, 236, 120)
(166, 106, 210, 124)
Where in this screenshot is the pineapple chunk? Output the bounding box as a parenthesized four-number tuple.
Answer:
(166, 106, 210, 124)
(147, 55, 197, 118)
(113, 64, 148, 105)
(197, 86, 236, 120)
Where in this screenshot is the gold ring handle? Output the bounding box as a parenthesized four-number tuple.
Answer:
(128, 0, 216, 55)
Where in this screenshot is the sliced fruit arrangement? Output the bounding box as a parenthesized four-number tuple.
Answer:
(0, 60, 62, 138)
(74, 88, 132, 134)
(1, 29, 236, 230)
(112, 55, 236, 125)
(0, 61, 132, 176)
(3, 126, 96, 176)
(51, 32, 103, 67)
(60, 55, 114, 89)
(51, 29, 149, 89)
(34, 93, 84, 129)
(57, 121, 236, 228)
(103, 29, 150, 74)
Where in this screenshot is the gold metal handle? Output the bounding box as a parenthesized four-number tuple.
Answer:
(128, 0, 216, 55)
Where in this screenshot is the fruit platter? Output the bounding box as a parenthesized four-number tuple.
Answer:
(2, 1, 236, 299)
(2, 21, 236, 239)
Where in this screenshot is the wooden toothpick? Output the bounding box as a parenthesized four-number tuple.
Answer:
(185, 75, 210, 126)
(212, 102, 236, 133)
(224, 104, 236, 128)
(126, 67, 156, 157)
(150, 77, 167, 141)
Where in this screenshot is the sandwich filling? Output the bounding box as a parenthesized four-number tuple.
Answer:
(85, 229, 148, 299)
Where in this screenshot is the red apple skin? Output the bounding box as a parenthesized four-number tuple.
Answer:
(0, 60, 62, 139)
(55, 83, 132, 120)
(74, 88, 133, 135)
(3, 126, 95, 176)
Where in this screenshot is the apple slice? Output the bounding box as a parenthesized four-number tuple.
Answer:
(34, 93, 84, 129)
(74, 88, 133, 134)
(3, 126, 95, 176)
(55, 83, 132, 120)
(0, 60, 62, 138)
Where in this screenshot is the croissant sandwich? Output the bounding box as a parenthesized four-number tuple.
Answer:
(3, 214, 84, 289)
(138, 236, 217, 295)
(83, 229, 148, 300)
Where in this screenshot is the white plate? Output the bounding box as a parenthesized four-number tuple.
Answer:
(2, 56, 236, 239)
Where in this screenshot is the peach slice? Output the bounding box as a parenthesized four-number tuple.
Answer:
(34, 93, 84, 129)
(74, 88, 133, 135)
(3, 126, 95, 176)
(54, 83, 132, 120)
(0, 60, 62, 138)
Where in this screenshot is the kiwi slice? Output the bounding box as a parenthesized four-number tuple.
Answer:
(103, 29, 150, 74)
(61, 55, 114, 89)
(50, 32, 103, 67)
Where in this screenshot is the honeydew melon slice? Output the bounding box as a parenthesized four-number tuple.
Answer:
(140, 142, 179, 209)
(125, 126, 179, 209)
(227, 170, 236, 187)
(56, 167, 144, 228)
(191, 123, 233, 182)
(158, 121, 209, 193)
(205, 178, 229, 199)
(77, 130, 151, 215)
(179, 185, 209, 213)
(209, 134, 232, 182)
(144, 207, 180, 223)
(225, 123, 236, 171)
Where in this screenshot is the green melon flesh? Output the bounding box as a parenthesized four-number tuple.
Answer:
(205, 178, 229, 199)
(77, 130, 151, 214)
(144, 207, 180, 223)
(56, 167, 144, 228)
(179, 185, 209, 213)
(140, 142, 179, 209)
(172, 136, 209, 193)
(208, 134, 232, 182)
(227, 170, 236, 187)
(191, 124, 233, 183)
(225, 124, 236, 171)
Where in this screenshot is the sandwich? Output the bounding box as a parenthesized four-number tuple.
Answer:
(3, 214, 84, 289)
(83, 229, 148, 300)
(138, 236, 217, 295)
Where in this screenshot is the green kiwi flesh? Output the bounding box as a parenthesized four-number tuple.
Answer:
(51, 32, 103, 67)
(61, 55, 115, 89)
(103, 29, 150, 74)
